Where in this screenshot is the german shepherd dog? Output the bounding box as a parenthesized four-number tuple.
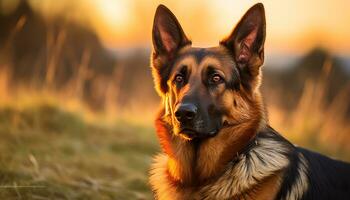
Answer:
(149, 3, 350, 200)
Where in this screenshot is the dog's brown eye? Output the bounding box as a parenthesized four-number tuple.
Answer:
(175, 75, 184, 83)
(211, 74, 222, 84)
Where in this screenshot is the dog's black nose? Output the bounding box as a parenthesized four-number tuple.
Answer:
(175, 103, 198, 123)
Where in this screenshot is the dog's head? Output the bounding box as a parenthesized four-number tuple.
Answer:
(151, 4, 266, 140)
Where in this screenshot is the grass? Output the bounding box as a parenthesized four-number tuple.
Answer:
(0, 92, 348, 200)
(0, 103, 159, 199)
(0, 86, 349, 200)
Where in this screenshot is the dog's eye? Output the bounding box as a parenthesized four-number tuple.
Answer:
(174, 74, 184, 84)
(210, 74, 223, 84)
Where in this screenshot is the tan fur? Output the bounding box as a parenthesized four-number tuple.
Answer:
(153, 113, 196, 185)
(150, 154, 195, 200)
(247, 172, 283, 200)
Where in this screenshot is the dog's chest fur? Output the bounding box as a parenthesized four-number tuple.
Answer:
(150, 130, 309, 200)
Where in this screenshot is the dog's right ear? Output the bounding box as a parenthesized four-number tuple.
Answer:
(151, 5, 191, 95)
(220, 3, 265, 91)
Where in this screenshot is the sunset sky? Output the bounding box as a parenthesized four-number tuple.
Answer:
(3, 0, 350, 55)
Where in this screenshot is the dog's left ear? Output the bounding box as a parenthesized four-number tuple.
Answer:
(152, 5, 191, 58)
(151, 5, 191, 96)
(220, 3, 266, 84)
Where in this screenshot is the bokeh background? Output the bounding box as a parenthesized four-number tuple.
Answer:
(0, 0, 349, 199)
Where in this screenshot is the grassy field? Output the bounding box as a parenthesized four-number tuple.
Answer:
(0, 74, 349, 200)
(0, 101, 159, 199)
(0, 97, 349, 200)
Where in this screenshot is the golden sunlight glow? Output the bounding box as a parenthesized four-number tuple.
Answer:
(203, 0, 350, 54)
(27, 0, 350, 54)
(94, 0, 130, 30)
(85, 0, 139, 48)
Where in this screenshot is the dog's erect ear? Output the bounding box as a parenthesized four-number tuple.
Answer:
(220, 3, 266, 80)
(151, 5, 191, 96)
(152, 5, 191, 57)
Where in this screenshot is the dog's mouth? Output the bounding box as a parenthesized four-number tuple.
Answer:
(177, 120, 238, 140)
(178, 128, 217, 140)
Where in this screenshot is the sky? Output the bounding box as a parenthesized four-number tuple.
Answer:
(2, 0, 350, 55)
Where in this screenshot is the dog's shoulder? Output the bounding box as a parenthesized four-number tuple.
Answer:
(295, 147, 350, 200)
(275, 134, 350, 200)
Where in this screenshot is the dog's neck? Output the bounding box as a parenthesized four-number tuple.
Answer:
(150, 125, 293, 199)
